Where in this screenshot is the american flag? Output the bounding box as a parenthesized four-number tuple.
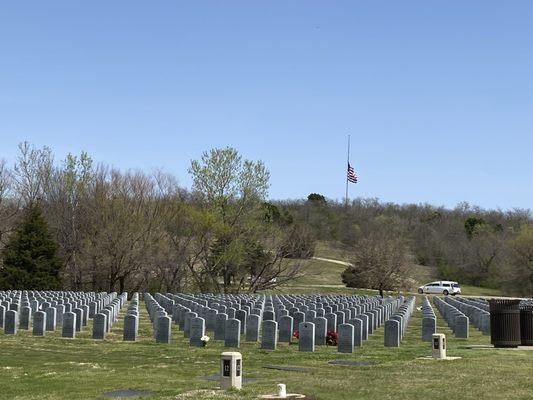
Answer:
(347, 162, 358, 183)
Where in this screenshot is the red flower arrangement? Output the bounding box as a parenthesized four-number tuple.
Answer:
(292, 329, 338, 346)
(326, 330, 338, 346)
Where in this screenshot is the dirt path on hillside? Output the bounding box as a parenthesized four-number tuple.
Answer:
(311, 256, 353, 267)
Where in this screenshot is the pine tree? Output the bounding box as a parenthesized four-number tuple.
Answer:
(0, 204, 63, 290)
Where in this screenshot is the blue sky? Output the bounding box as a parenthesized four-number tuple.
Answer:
(1, 1, 532, 210)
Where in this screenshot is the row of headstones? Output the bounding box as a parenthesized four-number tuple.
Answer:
(458, 297, 490, 312)
(171, 292, 388, 329)
(159, 293, 404, 352)
(445, 296, 490, 336)
(170, 292, 389, 332)
(421, 296, 437, 342)
(433, 296, 469, 338)
(145, 293, 175, 344)
(0, 290, 99, 328)
(1, 290, 101, 333)
(384, 296, 416, 347)
(164, 292, 382, 333)
(0, 291, 124, 338)
(0, 291, 107, 315)
(336, 297, 408, 352)
(0, 290, 118, 329)
(123, 293, 140, 341)
(167, 292, 383, 320)
(91, 293, 128, 339)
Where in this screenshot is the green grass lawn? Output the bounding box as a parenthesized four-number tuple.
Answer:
(1, 297, 532, 400)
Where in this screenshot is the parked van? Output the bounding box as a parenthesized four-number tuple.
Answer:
(417, 281, 461, 295)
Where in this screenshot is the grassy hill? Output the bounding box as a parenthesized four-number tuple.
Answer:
(278, 241, 502, 297)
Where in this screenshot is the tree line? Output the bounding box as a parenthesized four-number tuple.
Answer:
(284, 193, 533, 297)
(1, 143, 532, 297)
(0, 143, 304, 293)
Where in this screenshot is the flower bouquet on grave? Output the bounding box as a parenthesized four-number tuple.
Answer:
(201, 335, 210, 347)
(293, 330, 299, 340)
(326, 330, 338, 346)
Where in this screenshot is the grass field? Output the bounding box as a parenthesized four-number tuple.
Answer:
(1, 296, 532, 400)
(284, 242, 503, 297)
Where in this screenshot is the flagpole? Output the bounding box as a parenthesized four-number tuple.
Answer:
(345, 134, 350, 206)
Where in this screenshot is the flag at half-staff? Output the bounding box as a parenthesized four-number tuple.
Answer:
(347, 162, 358, 184)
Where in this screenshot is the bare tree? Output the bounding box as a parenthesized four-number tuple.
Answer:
(342, 223, 414, 297)
(0, 159, 18, 248)
(12, 142, 53, 204)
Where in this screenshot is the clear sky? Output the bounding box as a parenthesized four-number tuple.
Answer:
(1, 1, 532, 210)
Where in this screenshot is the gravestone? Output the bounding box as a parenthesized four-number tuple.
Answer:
(335, 311, 345, 329)
(358, 313, 369, 340)
(101, 309, 112, 333)
(93, 313, 107, 340)
(293, 311, 305, 328)
(384, 319, 400, 347)
(0, 305, 5, 328)
(74, 308, 83, 332)
(349, 318, 364, 347)
(338, 323, 354, 353)
(245, 314, 260, 342)
(30, 299, 39, 314)
(190, 317, 206, 347)
(81, 305, 89, 326)
(56, 304, 65, 326)
(62, 312, 76, 338)
(365, 312, 375, 334)
(391, 315, 403, 338)
(89, 301, 97, 318)
(155, 315, 172, 344)
(215, 313, 228, 340)
(32, 311, 46, 336)
(298, 322, 315, 352)
(278, 315, 293, 343)
(325, 313, 337, 332)
(277, 309, 288, 321)
(45, 307, 57, 331)
(206, 308, 218, 331)
(236, 310, 247, 334)
(224, 318, 241, 348)
(226, 307, 236, 319)
(156, 315, 171, 344)
(184, 311, 198, 338)
(305, 310, 316, 323)
(422, 317, 436, 342)
(314, 316, 327, 345)
(261, 320, 278, 350)
(370, 308, 381, 330)
(20, 306, 31, 330)
(455, 315, 469, 339)
(178, 307, 190, 330)
(263, 310, 275, 321)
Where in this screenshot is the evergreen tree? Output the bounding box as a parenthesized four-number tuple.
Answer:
(0, 203, 63, 290)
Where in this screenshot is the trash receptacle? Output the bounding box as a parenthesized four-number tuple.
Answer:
(489, 299, 521, 348)
(520, 305, 533, 346)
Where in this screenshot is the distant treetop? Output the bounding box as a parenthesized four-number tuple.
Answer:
(307, 193, 326, 203)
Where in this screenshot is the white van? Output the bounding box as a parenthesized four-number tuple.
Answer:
(417, 281, 461, 296)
